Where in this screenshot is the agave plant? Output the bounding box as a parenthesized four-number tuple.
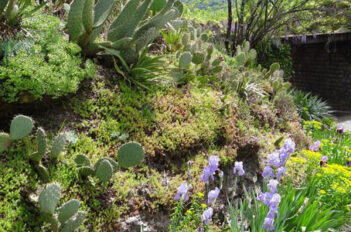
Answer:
(67, 0, 183, 63)
(291, 89, 333, 121)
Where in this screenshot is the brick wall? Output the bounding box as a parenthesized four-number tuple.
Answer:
(290, 39, 351, 106)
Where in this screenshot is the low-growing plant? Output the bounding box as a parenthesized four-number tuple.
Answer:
(292, 89, 333, 121)
(35, 183, 86, 232)
(108, 48, 167, 89)
(75, 142, 144, 183)
(0, 13, 95, 103)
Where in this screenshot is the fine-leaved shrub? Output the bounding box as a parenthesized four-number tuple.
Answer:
(0, 13, 95, 103)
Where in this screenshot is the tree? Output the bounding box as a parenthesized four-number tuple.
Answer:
(225, 0, 312, 55)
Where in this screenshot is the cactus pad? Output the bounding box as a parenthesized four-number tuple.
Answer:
(37, 165, 50, 183)
(79, 166, 95, 177)
(236, 52, 247, 66)
(74, 154, 91, 167)
(117, 142, 144, 168)
(192, 52, 205, 65)
(39, 183, 61, 215)
(179, 51, 192, 69)
(57, 199, 80, 224)
(244, 41, 250, 52)
(10, 115, 34, 140)
(270, 63, 280, 73)
(37, 128, 47, 157)
(96, 159, 113, 182)
(51, 134, 67, 160)
(60, 211, 86, 232)
(200, 33, 209, 42)
(212, 66, 223, 74)
(212, 58, 221, 66)
(0, 133, 11, 153)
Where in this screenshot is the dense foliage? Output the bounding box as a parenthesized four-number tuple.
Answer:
(0, 13, 95, 103)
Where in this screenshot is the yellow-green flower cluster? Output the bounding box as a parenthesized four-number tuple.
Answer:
(303, 120, 323, 130)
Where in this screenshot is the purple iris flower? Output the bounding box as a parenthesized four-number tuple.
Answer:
(233, 161, 245, 176)
(208, 187, 220, 204)
(174, 183, 189, 201)
(201, 156, 220, 182)
(201, 207, 213, 225)
(283, 138, 295, 154)
(208, 156, 219, 170)
(262, 166, 274, 179)
(337, 124, 344, 134)
(276, 167, 286, 179)
(268, 152, 281, 168)
(347, 161, 351, 167)
(267, 179, 279, 193)
(278, 150, 289, 166)
(262, 217, 275, 231)
(321, 156, 328, 162)
(270, 193, 281, 206)
(258, 191, 274, 206)
(309, 140, 321, 152)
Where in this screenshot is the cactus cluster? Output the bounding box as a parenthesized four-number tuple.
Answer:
(176, 26, 223, 77)
(75, 142, 144, 183)
(67, 0, 183, 63)
(31, 128, 67, 183)
(0, 115, 34, 154)
(38, 183, 86, 232)
(234, 41, 257, 67)
(265, 62, 290, 98)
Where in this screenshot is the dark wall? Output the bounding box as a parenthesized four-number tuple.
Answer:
(290, 40, 351, 106)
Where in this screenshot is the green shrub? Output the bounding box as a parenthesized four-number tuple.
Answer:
(292, 89, 333, 121)
(0, 13, 95, 103)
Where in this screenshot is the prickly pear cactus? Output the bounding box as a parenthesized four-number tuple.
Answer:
(0, 133, 11, 153)
(57, 199, 80, 224)
(236, 52, 247, 66)
(37, 165, 50, 183)
(60, 211, 86, 232)
(117, 142, 144, 168)
(74, 154, 91, 167)
(50, 134, 67, 160)
(200, 33, 209, 42)
(96, 159, 113, 182)
(78, 166, 95, 177)
(10, 115, 34, 140)
(192, 52, 205, 65)
(179, 51, 192, 69)
(37, 128, 47, 157)
(39, 183, 61, 215)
